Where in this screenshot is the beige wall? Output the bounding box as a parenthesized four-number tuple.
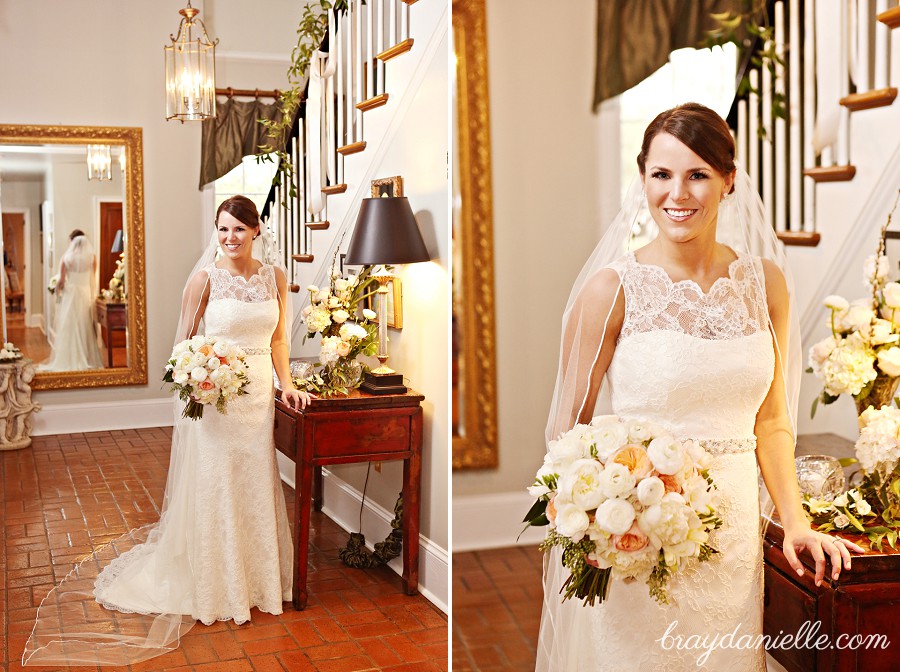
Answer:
(0, 0, 296, 406)
(452, 0, 609, 497)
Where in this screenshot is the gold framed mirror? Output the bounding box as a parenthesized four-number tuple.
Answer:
(0, 124, 147, 390)
(453, 0, 499, 469)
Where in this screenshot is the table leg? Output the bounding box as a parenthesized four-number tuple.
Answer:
(313, 465, 323, 512)
(402, 408, 423, 595)
(294, 450, 314, 610)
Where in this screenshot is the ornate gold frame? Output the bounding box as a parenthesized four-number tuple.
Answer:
(0, 124, 148, 389)
(453, 0, 499, 469)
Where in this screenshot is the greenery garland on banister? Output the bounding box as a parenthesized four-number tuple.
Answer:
(257, 1, 365, 208)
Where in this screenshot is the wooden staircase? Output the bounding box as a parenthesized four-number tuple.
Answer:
(730, 0, 899, 247)
(260, 0, 425, 284)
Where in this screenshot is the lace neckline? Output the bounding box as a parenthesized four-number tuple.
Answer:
(210, 263, 266, 283)
(628, 252, 745, 296)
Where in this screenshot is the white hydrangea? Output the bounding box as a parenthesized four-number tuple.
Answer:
(817, 332, 877, 396)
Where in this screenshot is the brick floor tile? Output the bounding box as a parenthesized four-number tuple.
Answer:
(249, 653, 286, 672)
(277, 649, 316, 671)
(241, 636, 297, 657)
(305, 640, 364, 661)
(284, 619, 325, 648)
(313, 655, 378, 672)
(234, 622, 289, 642)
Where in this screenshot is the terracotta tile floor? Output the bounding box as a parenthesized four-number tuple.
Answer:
(1, 428, 447, 672)
(451, 547, 543, 671)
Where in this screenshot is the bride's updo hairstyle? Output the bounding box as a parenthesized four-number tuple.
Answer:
(69, 229, 86, 240)
(636, 102, 737, 194)
(215, 194, 261, 231)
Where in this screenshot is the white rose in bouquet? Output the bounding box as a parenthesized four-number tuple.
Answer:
(636, 476, 666, 506)
(557, 459, 606, 511)
(594, 498, 636, 535)
(876, 346, 900, 377)
(838, 301, 876, 334)
(625, 419, 652, 442)
(334, 278, 349, 292)
(190, 335, 206, 349)
(647, 436, 685, 475)
(870, 319, 898, 346)
(190, 367, 208, 382)
(547, 432, 588, 471)
(639, 492, 699, 550)
(824, 295, 850, 311)
(363, 308, 377, 321)
(587, 419, 629, 462)
(597, 462, 635, 499)
(555, 503, 591, 541)
(332, 309, 350, 324)
(884, 282, 900, 309)
(339, 322, 368, 341)
(864, 254, 891, 286)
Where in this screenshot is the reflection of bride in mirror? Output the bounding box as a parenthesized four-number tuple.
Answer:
(41, 229, 102, 370)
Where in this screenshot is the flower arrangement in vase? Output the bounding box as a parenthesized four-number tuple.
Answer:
(295, 261, 379, 397)
(805, 190, 900, 550)
(101, 253, 126, 302)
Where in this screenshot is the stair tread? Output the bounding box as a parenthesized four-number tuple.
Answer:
(292, 254, 314, 263)
(321, 184, 348, 195)
(337, 141, 367, 156)
(357, 93, 390, 112)
(878, 6, 900, 28)
(840, 87, 898, 112)
(306, 221, 330, 230)
(803, 165, 857, 182)
(377, 38, 414, 63)
(777, 231, 821, 247)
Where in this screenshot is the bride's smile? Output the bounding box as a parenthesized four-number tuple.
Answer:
(217, 210, 255, 261)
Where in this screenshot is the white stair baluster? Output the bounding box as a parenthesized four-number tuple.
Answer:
(775, 2, 787, 232)
(803, 0, 816, 232)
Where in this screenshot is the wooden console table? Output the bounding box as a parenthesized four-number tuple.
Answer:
(95, 299, 126, 367)
(764, 434, 900, 670)
(273, 388, 424, 610)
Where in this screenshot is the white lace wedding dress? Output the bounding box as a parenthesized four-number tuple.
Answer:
(539, 251, 774, 671)
(42, 267, 102, 371)
(94, 263, 293, 623)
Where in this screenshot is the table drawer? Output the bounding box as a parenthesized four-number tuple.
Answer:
(273, 406, 297, 460)
(765, 563, 819, 671)
(312, 412, 411, 459)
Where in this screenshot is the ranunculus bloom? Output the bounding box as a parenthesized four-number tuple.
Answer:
(647, 436, 685, 475)
(637, 476, 666, 506)
(611, 445, 654, 479)
(884, 283, 900, 309)
(594, 498, 636, 535)
(824, 295, 850, 311)
(877, 346, 900, 376)
(613, 522, 649, 552)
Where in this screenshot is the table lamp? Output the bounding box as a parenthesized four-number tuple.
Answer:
(344, 197, 430, 394)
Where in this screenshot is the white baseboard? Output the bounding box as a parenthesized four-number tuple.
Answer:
(32, 398, 174, 436)
(453, 491, 547, 553)
(276, 453, 448, 614)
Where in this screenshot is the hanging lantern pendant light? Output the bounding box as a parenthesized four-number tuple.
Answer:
(86, 145, 112, 181)
(165, 0, 218, 122)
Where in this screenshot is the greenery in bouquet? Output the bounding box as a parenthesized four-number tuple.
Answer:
(0, 342, 23, 362)
(295, 262, 379, 398)
(803, 190, 900, 550)
(101, 253, 126, 302)
(524, 416, 723, 606)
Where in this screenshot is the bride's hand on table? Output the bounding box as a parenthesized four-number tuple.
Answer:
(282, 387, 315, 410)
(782, 525, 865, 586)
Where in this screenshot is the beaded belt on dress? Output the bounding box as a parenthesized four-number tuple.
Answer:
(243, 347, 272, 356)
(696, 438, 757, 455)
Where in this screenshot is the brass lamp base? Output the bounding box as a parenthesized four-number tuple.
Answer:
(360, 370, 407, 395)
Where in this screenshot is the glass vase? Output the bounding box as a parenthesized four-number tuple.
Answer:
(855, 373, 900, 416)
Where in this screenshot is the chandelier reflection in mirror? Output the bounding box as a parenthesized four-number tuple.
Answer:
(164, 0, 218, 122)
(86, 144, 112, 181)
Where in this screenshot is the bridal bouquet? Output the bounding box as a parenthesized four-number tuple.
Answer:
(163, 336, 250, 420)
(297, 262, 378, 397)
(525, 416, 723, 606)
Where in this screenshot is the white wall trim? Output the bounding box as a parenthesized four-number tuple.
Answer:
(453, 491, 547, 553)
(798, 143, 900, 342)
(277, 453, 448, 614)
(32, 397, 173, 436)
(217, 50, 291, 65)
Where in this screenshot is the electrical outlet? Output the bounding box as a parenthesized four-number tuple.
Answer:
(374, 462, 382, 473)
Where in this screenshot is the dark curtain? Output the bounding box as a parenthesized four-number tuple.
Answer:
(593, 0, 745, 111)
(199, 97, 285, 189)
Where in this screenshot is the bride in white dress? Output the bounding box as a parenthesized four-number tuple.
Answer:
(23, 195, 311, 666)
(537, 104, 862, 670)
(42, 230, 102, 371)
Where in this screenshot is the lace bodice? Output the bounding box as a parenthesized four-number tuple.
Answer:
(605, 252, 775, 440)
(203, 264, 279, 350)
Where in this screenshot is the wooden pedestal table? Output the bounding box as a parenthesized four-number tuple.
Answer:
(0, 358, 41, 450)
(95, 298, 126, 367)
(273, 388, 425, 610)
(764, 433, 900, 670)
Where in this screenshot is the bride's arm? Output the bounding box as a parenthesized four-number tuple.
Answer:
(560, 268, 624, 430)
(754, 260, 863, 585)
(271, 267, 312, 410)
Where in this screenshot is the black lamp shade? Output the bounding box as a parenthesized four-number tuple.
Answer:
(344, 197, 430, 265)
